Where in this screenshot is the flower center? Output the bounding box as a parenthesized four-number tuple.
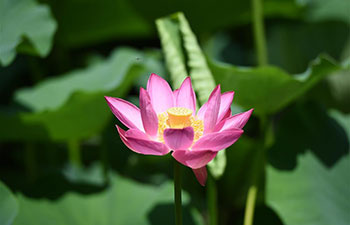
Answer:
(167, 107, 193, 128)
(157, 107, 204, 144)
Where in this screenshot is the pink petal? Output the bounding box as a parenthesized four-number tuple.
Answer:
(192, 128, 244, 151)
(139, 88, 158, 137)
(203, 85, 221, 133)
(175, 77, 196, 114)
(116, 126, 170, 156)
(163, 127, 194, 150)
(215, 109, 254, 132)
(193, 167, 207, 186)
(147, 73, 174, 114)
(172, 150, 217, 169)
(218, 91, 234, 122)
(105, 96, 144, 131)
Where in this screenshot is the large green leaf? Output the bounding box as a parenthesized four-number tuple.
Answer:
(156, 13, 226, 178)
(0, 48, 164, 141)
(11, 173, 201, 225)
(15, 48, 155, 112)
(0, 0, 57, 66)
(266, 105, 350, 225)
(267, 152, 350, 225)
(211, 55, 344, 115)
(0, 181, 18, 225)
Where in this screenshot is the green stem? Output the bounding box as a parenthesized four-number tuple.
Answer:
(207, 174, 218, 225)
(244, 185, 258, 225)
(243, 115, 269, 225)
(252, 0, 268, 66)
(174, 159, 183, 225)
(67, 140, 82, 168)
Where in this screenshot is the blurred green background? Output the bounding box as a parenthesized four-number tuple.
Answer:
(0, 0, 349, 224)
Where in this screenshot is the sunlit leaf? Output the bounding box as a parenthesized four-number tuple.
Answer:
(0, 180, 18, 225)
(0, 0, 57, 66)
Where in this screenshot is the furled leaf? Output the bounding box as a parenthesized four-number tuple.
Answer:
(207, 151, 227, 179)
(0, 0, 57, 66)
(266, 105, 350, 225)
(177, 13, 217, 104)
(0, 180, 18, 225)
(156, 13, 226, 178)
(0, 48, 164, 141)
(211, 55, 343, 115)
(11, 173, 201, 225)
(156, 14, 188, 89)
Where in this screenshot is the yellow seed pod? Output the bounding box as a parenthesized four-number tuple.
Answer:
(167, 107, 193, 128)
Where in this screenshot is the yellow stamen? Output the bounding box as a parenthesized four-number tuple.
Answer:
(167, 107, 193, 128)
(157, 107, 204, 144)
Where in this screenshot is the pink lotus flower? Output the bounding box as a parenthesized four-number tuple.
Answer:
(105, 74, 253, 186)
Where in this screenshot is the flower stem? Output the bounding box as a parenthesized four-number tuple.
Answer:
(67, 140, 82, 168)
(243, 185, 258, 225)
(252, 0, 268, 66)
(207, 174, 218, 225)
(174, 159, 183, 225)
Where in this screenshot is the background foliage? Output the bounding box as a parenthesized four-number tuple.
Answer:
(0, 0, 349, 224)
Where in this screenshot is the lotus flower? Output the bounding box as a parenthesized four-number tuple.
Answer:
(105, 74, 253, 186)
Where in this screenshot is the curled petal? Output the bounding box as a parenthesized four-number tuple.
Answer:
(192, 128, 244, 151)
(221, 108, 232, 121)
(175, 77, 196, 115)
(147, 73, 174, 114)
(218, 91, 234, 122)
(215, 109, 254, 131)
(197, 91, 233, 122)
(105, 96, 144, 131)
(193, 167, 207, 186)
(172, 150, 217, 169)
(116, 126, 170, 156)
(163, 127, 194, 150)
(125, 128, 149, 140)
(203, 85, 221, 133)
(139, 88, 158, 137)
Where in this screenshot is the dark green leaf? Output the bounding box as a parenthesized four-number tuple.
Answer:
(11, 173, 201, 225)
(266, 105, 350, 225)
(0, 48, 164, 141)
